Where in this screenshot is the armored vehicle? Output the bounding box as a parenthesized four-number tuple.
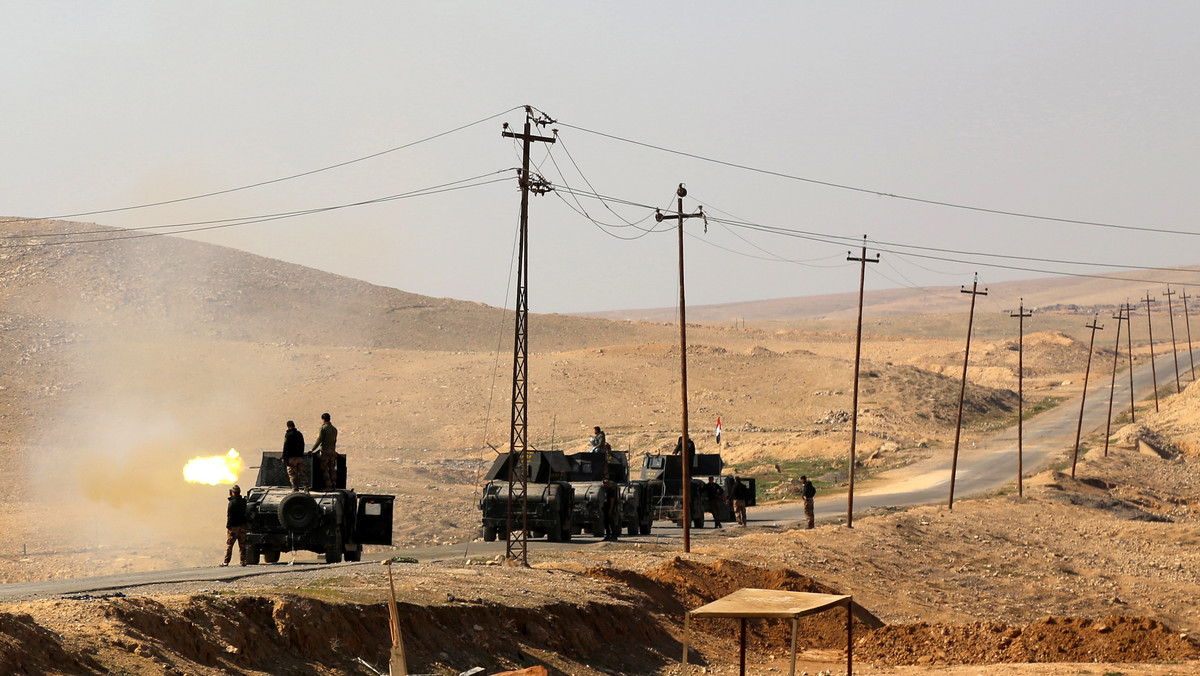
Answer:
(244, 452, 394, 564)
(561, 450, 653, 537)
(479, 451, 575, 542)
(641, 452, 755, 527)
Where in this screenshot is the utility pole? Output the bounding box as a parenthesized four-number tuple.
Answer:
(1125, 302, 1136, 423)
(1164, 287, 1182, 393)
(846, 236, 879, 527)
(1071, 316, 1103, 479)
(500, 106, 555, 566)
(1182, 291, 1196, 381)
(655, 184, 705, 553)
(948, 274, 987, 510)
(1103, 306, 1128, 457)
(1143, 293, 1160, 412)
(1010, 300, 1032, 498)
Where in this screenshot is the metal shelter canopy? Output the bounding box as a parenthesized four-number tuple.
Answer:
(683, 588, 864, 676)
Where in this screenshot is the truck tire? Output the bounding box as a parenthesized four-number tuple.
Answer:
(245, 544, 261, 565)
(547, 519, 562, 542)
(263, 549, 281, 564)
(483, 524, 498, 542)
(279, 493, 321, 531)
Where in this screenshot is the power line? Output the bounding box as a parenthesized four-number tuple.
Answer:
(2, 105, 524, 227)
(551, 185, 1200, 288)
(3, 171, 514, 248)
(556, 120, 1200, 239)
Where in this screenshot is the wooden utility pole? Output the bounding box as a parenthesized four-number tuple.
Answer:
(1164, 287, 1182, 393)
(1125, 302, 1136, 423)
(500, 106, 555, 566)
(948, 274, 987, 510)
(655, 184, 704, 553)
(1182, 291, 1196, 381)
(1143, 293, 1160, 412)
(846, 236, 879, 527)
(1010, 300, 1032, 497)
(1103, 306, 1128, 457)
(1071, 316, 1103, 478)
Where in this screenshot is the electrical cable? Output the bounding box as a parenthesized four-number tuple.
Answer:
(552, 132, 659, 229)
(4, 171, 515, 248)
(544, 182, 1200, 288)
(702, 215, 1200, 287)
(556, 120, 1200, 239)
(1, 106, 524, 227)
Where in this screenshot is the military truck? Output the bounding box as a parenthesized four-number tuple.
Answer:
(479, 451, 575, 542)
(243, 451, 394, 564)
(641, 452, 755, 527)
(561, 450, 653, 538)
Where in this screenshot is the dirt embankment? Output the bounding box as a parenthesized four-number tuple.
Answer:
(1, 557, 1197, 675)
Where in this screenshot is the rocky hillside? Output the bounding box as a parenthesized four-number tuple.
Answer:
(0, 218, 665, 352)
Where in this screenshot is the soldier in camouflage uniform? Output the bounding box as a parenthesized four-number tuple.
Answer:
(222, 485, 248, 566)
(282, 420, 307, 491)
(312, 412, 339, 489)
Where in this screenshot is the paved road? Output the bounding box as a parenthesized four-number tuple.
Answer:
(3, 349, 1192, 600)
(758, 347, 1197, 525)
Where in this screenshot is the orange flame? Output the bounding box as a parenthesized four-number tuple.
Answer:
(183, 449, 245, 485)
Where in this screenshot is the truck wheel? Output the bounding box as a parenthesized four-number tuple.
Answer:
(483, 525, 497, 542)
(263, 549, 280, 564)
(278, 493, 321, 531)
(245, 544, 261, 565)
(547, 521, 562, 542)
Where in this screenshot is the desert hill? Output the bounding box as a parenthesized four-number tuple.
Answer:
(0, 219, 666, 352)
(587, 266, 1200, 323)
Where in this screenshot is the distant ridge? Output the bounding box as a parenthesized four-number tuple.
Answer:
(580, 267, 1200, 322)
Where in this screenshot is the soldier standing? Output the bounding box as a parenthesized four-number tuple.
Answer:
(601, 479, 620, 541)
(703, 476, 725, 529)
(282, 420, 307, 491)
(731, 476, 750, 527)
(800, 475, 817, 529)
(312, 412, 339, 489)
(222, 485, 248, 566)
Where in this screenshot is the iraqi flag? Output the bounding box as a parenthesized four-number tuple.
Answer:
(715, 417, 722, 445)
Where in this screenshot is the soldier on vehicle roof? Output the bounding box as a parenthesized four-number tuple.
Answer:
(312, 413, 338, 489)
(672, 435, 695, 456)
(591, 426, 611, 452)
(282, 420, 307, 492)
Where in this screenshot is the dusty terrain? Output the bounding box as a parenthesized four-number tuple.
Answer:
(2, 218, 1199, 674)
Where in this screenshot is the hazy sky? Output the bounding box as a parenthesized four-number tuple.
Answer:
(4, 2, 1200, 314)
